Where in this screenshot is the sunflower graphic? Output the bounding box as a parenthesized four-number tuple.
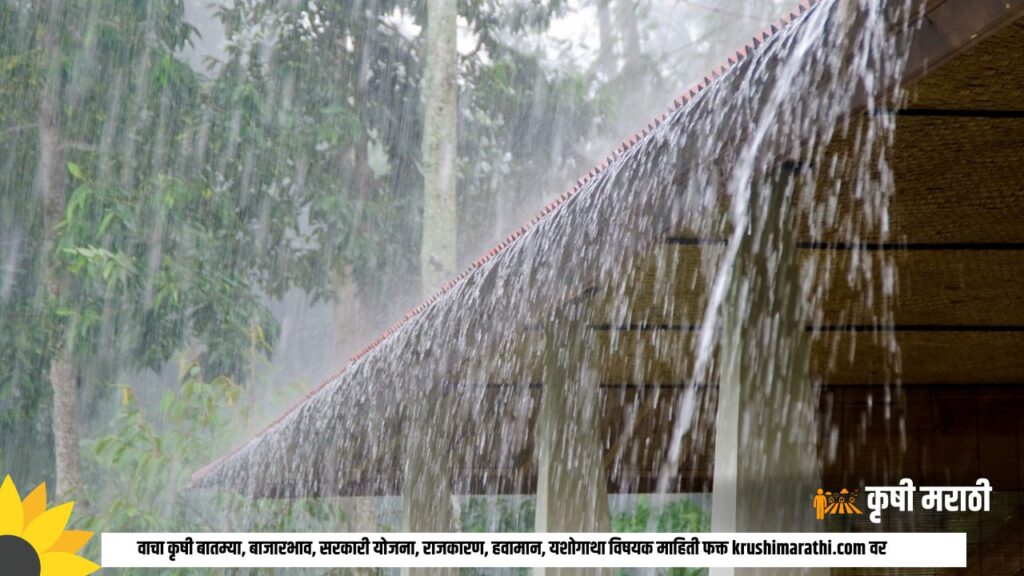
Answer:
(0, 475, 99, 575)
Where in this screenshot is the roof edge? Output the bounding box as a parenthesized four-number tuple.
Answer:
(189, 0, 818, 488)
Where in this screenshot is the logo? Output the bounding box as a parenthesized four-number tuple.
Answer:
(813, 487, 863, 520)
(0, 475, 100, 575)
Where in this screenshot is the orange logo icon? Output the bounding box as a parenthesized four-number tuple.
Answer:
(814, 487, 863, 520)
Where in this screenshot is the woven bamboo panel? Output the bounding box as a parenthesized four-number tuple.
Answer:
(806, 113, 1024, 244)
(549, 328, 1024, 386)
(812, 330, 1024, 385)
(589, 244, 1024, 327)
(884, 115, 1024, 243)
(908, 19, 1024, 111)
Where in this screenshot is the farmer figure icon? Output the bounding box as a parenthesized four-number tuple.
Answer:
(814, 488, 827, 520)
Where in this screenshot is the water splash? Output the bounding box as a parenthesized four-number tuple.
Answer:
(193, 3, 922, 553)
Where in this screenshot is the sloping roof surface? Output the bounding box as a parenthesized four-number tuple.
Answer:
(189, 0, 820, 489)
(191, 0, 1024, 495)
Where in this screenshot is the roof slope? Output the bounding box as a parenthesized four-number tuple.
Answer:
(190, 0, 1024, 497)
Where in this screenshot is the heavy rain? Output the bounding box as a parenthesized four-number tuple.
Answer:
(2, 0, 1022, 574)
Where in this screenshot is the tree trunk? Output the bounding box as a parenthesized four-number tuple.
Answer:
(617, 0, 641, 65)
(48, 346, 79, 501)
(596, 0, 614, 77)
(36, 0, 80, 501)
(419, 0, 458, 296)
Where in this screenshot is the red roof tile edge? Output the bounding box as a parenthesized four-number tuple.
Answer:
(190, 0, 818, 486)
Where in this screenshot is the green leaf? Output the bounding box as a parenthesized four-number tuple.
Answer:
(98, 211, 117, 235)
(67, 162, 85, 181)
(93, 437, 114, 456)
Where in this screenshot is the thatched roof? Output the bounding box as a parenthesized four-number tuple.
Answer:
(191, 0, 1024, 498)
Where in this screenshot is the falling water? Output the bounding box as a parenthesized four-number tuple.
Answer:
(190, 0, 922, 551)
(0, 0, 942, 572)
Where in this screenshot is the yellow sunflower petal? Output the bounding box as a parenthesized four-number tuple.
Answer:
(0, 475, 24, 536)
(51, 529, 93, 554)
(23, 501, 73, 554)
(39, 551, 100, 576)
(22, 482, 47, 526)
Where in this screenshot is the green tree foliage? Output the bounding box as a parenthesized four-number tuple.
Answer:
(460, 496, 536, 533)
(207, 0, 599, 310)
(0, 1, 321, 489)
(612, 497, 709, 576)
(84, 358, 350, 575)
(86, 359, 243, 534)
(0, 0, 601, 519)
(0, 0, 206, 486)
